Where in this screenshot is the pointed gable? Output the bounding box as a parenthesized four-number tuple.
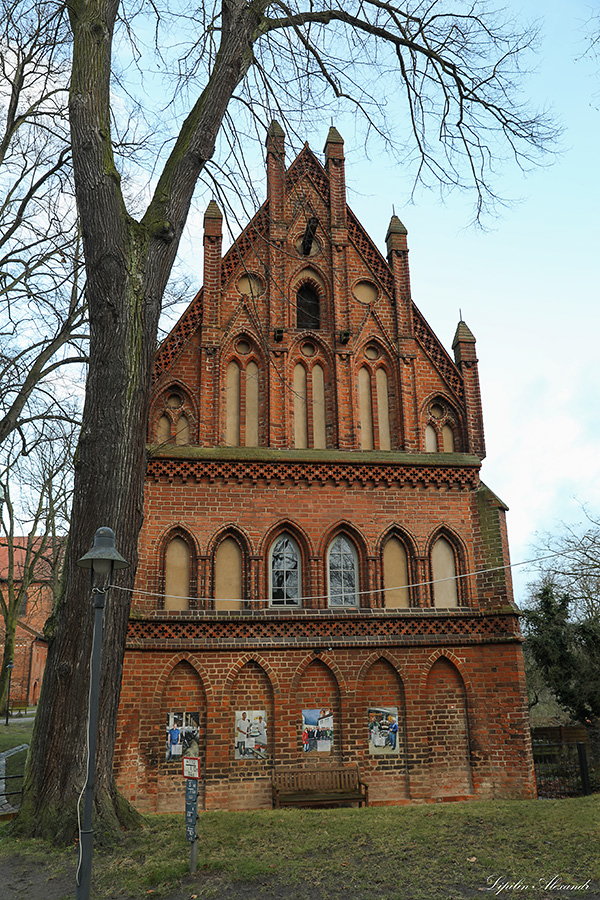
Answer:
(150, 126, 486, 456)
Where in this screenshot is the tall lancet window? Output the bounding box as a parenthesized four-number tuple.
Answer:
(270, 534, 301, 606)
(328, 535, 358, 607)
(164, 537, 191, 611)
(226, 354, 260, 447)
(431, 537, 459, 608)
(297, 284, 320, 329)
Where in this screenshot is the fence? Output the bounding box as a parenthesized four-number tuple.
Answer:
(0, 743, 27, 815)
(0, 772, 24, 807)
(532, 740, 597, 799)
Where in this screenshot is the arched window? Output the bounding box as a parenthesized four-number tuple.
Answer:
(157, 414, 171, 443)
(358, 356, 392, 451)
(328, 535, 358, 607)
(376, 368, 391, 451)
(293, 360, 327, 449)
(226, 357, 260, 447)
(245, 361, 259, 447)
(175, 413, 190, 446)
(431, 536, 459, 608)
(425, 424, 437, 452)
(293, 364, 308, 449)
(312, 363, 326, 449)
(297, 284, 320, 329)
(226, 361, 241, 446)
(424, 399, 460, 452)
(164, 537, 191, 611)
(383, 536, 409, 608)
(215, 537, 243, 610)
(270, 534, 301, 606)
(442, 424, 454, 452)
(358, 366, 374, 450)
(154, 389, 194, 445)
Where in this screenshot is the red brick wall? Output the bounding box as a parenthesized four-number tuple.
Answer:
(115, 642, 536, 812)
(426, 658, 472, 798)
(117, 131, 535, 813)
(357, 657, 409, 805)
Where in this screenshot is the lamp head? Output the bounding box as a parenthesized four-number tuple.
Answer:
(77, 527, 129, 574)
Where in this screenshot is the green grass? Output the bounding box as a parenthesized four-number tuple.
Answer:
(0, 719, 34, 754)
(0, 796, 598, 899)
(0, 720, 33, 808)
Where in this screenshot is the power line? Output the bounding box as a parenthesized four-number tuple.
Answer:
(111, 547, 578, 607)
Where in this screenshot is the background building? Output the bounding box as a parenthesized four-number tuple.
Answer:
(114, 125, 535, 811)
(0, 537, 57, 709)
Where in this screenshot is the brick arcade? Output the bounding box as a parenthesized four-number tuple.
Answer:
(113, 124, 536, 812)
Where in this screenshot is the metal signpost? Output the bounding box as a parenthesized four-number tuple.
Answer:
(4, 660, 14, 726)
(183, 757, 200, 873)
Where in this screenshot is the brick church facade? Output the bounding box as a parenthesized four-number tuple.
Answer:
(114, 124, 536, 811)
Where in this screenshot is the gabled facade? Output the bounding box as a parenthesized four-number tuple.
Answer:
(114, 125, 535, 811)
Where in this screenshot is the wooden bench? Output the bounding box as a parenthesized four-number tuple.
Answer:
(9, 702, 29, 717)
(272, 765, 368, 809)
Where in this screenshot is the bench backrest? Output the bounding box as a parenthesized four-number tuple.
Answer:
(274, 766, 360, 793)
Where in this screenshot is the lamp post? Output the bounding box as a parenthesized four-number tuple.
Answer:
(75, 527, 128, 900)
(4, 660, 14, 726)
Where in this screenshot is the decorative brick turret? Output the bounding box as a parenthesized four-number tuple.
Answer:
(385, 214, 413, 339)
(452, 319, 486, 459)
(265, 120, 286, 235)
(386, 214, 418, 450)
(199, 199, 223, 446)
(323, 126, 346, 234)
(202, 199, 223, 329)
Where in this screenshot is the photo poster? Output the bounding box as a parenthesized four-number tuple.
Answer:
(368, 706, 400, 755)
(234, 710, 268, 760)
(301, 708, 333, 753)
(165, 710, 200, 760)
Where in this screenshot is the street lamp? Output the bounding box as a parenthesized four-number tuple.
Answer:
(75, 527, 128, 900)
(4, 659, 14, 726)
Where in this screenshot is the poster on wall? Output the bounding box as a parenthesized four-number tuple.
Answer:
(234, 710, 268, 760)
(301, 708, 333, 753)
(368, 707, 400, 755)
(166, 710, 200, 760)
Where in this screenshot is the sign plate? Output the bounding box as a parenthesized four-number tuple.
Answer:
(183, 757, 200, 779)
(185, 777, 198, 844)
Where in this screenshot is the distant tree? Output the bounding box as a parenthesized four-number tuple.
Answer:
(0, 425, 72, 715)
(533, 515, 600, 620)
(522, 580, 600, 727)
(0, 0, 87, 451)
(16, 0, 560, 844)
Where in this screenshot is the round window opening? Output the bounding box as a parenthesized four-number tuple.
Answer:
(236, 273, 264, 297)
(166, 393, 183, 409)
(301, 342, 316, 358)
(294, 235, 321, 258)
(352, 280, 378, 305)
(236, 339, 250, 355)
(365, 345, 379, 360)
(430, 404, 444, 419)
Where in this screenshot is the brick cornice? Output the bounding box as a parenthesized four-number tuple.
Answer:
(146, 449, 480, 490)
(126, 609, 521, 650)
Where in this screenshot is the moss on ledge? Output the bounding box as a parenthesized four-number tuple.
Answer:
(147, 444, 481, 469)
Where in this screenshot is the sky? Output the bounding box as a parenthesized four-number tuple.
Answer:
(171, 0, 599, 606)
(373, 0, 600, 603)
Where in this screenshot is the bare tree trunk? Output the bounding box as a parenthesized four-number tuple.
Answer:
(0, 621, 16, 717)
(14, 0, 260, 843)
